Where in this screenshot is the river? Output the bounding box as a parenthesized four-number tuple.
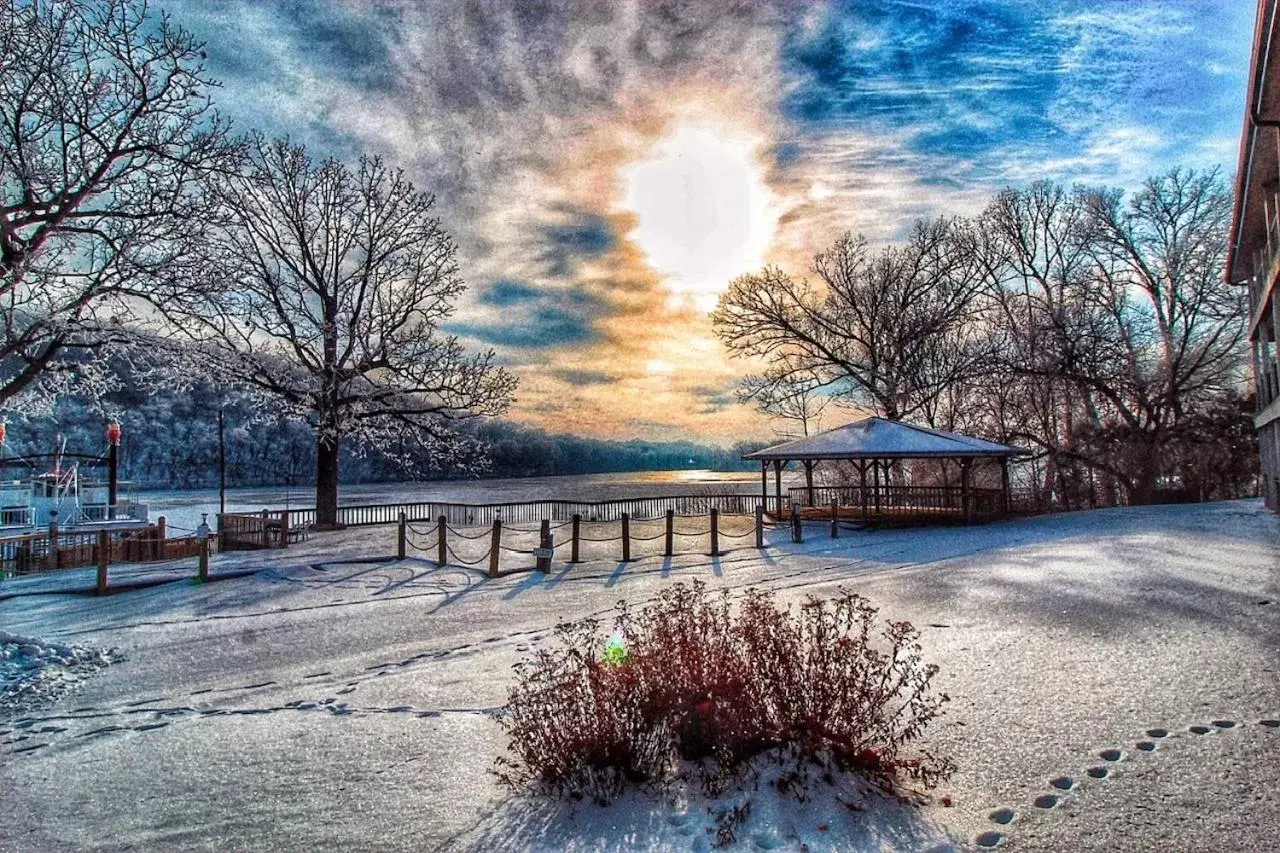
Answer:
(136, 469, 796, 534)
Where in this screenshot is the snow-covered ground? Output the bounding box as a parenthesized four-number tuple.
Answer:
(1, 500, 1277, 851)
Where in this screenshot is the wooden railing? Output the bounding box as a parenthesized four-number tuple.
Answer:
(217, 509, 314, 551)
(0, 524, 199, 578)
(788, 484, 1008, 521)
(334, 492, 763, 528)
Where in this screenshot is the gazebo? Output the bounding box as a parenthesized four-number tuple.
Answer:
(744, 417, 1025, 525)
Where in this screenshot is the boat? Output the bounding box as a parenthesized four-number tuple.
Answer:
(0, 422, 149, 533)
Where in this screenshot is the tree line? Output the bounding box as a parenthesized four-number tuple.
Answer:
(713, 171, 1256, 506)
(0, 375, 761, 490)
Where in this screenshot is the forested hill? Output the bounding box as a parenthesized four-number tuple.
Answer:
(1, 381, 764, 490)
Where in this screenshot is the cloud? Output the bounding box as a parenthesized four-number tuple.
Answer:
(161, 0, 1253, 443)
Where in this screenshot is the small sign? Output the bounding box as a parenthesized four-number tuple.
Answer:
(533, 547, 554, 559)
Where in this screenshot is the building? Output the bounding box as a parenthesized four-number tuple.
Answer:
(1227, 0, 1280, 510)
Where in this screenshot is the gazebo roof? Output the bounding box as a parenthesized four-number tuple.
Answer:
(744, 417, 1023, 461)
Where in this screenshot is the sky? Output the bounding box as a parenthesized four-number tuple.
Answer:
(165, 0, 1255, 444)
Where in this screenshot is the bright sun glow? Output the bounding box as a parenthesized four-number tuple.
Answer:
(623, 122, 776, 310)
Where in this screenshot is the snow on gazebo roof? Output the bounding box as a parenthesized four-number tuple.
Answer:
(743, 417, 1023, 461)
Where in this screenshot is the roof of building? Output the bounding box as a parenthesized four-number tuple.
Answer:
(743, 417, 1024, 461)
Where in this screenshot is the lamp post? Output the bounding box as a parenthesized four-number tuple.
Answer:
(105, 421, 121, 519)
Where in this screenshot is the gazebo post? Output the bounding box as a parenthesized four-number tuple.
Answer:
(773, 459, 785, 518)
(760, 460, 769, 511)
(1000, 456, 1011, 517)
(873, 459, 881, 517)
(960, 458, 972, 524)
(803, 460, 815, 507)
(858, 460, 869, 520)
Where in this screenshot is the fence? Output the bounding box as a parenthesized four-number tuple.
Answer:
(397, 506, 774, 577)
(787, 484, 1008, 522)
(0, 522, 203, 579)
(218, 509, 314, 551)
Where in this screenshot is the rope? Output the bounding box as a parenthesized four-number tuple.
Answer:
(630, 531, 667, 542)
(499, 545, 541, 555)
(405, 520, 439, 536)
(718, 528, 759, 540)
(576, 531, 621, 542)
(444, 525, 494, 541)
(444, 544, 493, 567)
(406, 533, 438, 552)
(673, 528, 713, 537)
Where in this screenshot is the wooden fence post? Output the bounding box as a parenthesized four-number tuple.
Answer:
(397, 512, 407, 560)
(198, 532, 210, 582)
(279, 510, 289, 548)
(437, 516, 447, 566)
(755, 504, 764, 549)
(96, 529, 109, 594)
(621, 512, 631, 562)
(710, 508, 719, 557)
(260, 509, 270, 549)
(536, 518, 551, 573)
(790, 503, 803, 543)
(46, 518, 59, 571)
(216, 513, 225, 552)
(570, 513, 581, 563)
(830, 499, 839, 538)
(664, 509, 674, 557)
(489, 519, 501, 577)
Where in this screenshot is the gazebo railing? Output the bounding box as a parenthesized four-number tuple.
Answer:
(788, 484, 1006, 519)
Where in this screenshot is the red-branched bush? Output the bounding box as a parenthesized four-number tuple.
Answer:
(495, 582, 952, 803)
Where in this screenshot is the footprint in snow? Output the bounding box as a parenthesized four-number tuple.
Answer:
(1086, 766, 1110, 779)
(974, 830, 1005, 848)
(1033, 794, 1060, 809)
(1098, 749, 1123, 762)
(1049, 776, 1075, 791)
(1212, 719, 1236, 729)
(988, 808, 1016, 825)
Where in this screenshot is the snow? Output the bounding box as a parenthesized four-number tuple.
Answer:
(0, 631, 116, 714)
(1, 499, 1278, 851)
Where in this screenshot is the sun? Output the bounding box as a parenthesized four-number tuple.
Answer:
(622, 122, 776, 310)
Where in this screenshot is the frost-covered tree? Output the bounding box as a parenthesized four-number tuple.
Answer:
(712, 221, 992, 425)
(0, 0, 237, 414)
(168, 137, 516, 526)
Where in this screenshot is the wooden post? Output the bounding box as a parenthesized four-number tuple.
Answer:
(859, 461, 869, 520)
(664, 509, 674, 557)
(760, 461, 768, 513)
(773, 460, 784, 517)
(621, 512, 631, 562)
(397, 512, 407, 560)
(197, 532, 210, 583)
(96, 529, 109, 594)
(710, 508, 719, 556)
(437, 516, 447, 567)
(755, 505, 764, 549)
(961, 459, 972, 525)
(1000, 457, 1011, 517)
(803, 460, 815, 507)
(536, 519, 551, 572)
(489, 519, 501, 577)
(280, 510, 290, 548)
(873, 462, 882, 517)
(154, 515, 167, 560)
(830, 499, 839, 538)
(790, 503, 802, 543)
(46, 518, 59, 571)
(570, 513, 581, 563)
(216, 513, 225, 552)
(260, 509, 269, 549)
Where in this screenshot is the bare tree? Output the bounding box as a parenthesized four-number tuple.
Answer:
(736, 368, 831, 438)
(168, 137, 516, 526)
(0, 0, 237, 413)
(976, 169, 1245, 504)
(712, 220, 992, 424)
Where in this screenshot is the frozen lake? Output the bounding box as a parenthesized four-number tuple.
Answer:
(135, 469, 793, 535)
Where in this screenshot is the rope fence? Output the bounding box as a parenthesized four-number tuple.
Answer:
(389, 503, 878, 576)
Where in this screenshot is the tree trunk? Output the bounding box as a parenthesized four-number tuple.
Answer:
(315, 431, 341, 528)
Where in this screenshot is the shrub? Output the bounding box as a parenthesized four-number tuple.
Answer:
(494, 582, 952, 804)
